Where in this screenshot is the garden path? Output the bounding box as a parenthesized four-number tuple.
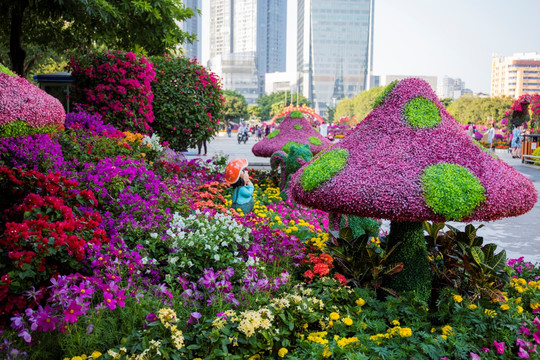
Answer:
(186, 137, 540, 263)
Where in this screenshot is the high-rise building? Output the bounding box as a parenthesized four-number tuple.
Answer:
(297, 0, 375, 117)
(491, 52, 540, 98)
(208, 0, 287, 105)
(437, 75, 466, 100)
(181, 0, 203, 60)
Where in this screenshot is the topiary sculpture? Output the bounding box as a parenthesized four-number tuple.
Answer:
(290, 78, 537, 302)
(252, 110, 331, 157)
(270, 144, 312, 200)
(0, 63, 65, 138)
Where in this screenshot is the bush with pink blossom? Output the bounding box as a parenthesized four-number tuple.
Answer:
(69, 51, 155, 133)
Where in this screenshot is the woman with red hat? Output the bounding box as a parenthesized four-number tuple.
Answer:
(224, 158, 254, 214)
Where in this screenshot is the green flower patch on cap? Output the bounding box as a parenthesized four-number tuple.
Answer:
(294, 124, 303, 130)
(403, 97, 441, 128)
(0, 63, 16, 76)
(308, 136, 322, 146)
(267, 129, 280, 139)
(282, 140, 305, 153)
(301, 149, 349, 191)
(421, 163, 485, 220)
(290, 110, 303, 119)
(373, 80, 398, 108)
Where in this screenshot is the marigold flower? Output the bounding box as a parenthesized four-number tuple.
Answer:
(329, 312, 340, 320)
(355, 298, 366, 306)
(500, 304, 510, 311)
(453, 295, 463, 303)
(343, 317, 353, 326)
(399, 327, 412, 337)
(468, 304, 477, 310)
(278, 348, 288, 358)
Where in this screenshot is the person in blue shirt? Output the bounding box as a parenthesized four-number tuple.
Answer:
(224, 158, 254, 214)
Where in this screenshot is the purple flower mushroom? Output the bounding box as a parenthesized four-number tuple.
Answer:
(252, 110, 331, 157)
(290, 78, 537, 300)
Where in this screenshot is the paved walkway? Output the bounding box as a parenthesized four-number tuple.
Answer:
(186, 136, 540, 263)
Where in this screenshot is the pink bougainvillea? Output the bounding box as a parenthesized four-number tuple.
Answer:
(252, 112, 331, 157)
(290, 78, 537, 222)
(0, 72, 65, 128)
(69, 50, 155, 133)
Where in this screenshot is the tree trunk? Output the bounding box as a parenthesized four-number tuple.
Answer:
(9, 0, 29, 77)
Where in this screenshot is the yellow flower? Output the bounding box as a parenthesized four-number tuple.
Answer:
(343, 317, 353, 326)
(441, 325, 454, 336)
(500, 304, 510, 311)
(453, 295, 463, 303)
(391, 320, 400, 326)
(355, 298, 366, 306)
(531, 302, 540, 310)
(329, 312, 340, 320)
(322, 347, 332, 358)
(484, 309, 497, 318)
(517, 306, 524, 313)
(515, 297, 522, 304)
(468, 304, 477, 310)
(72, 357, 83, 360)
(91, 351, 102, 359)
(248, 355, 260, 360)
(278, 348, 288, 358)
(399, 327, 412, 337)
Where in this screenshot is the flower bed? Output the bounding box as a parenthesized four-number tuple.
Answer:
(1, 88, 540, 360)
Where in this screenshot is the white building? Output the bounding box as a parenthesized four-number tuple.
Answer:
(491, 52, 540, 98)
(265, 72, 296, 95)
(437, 76, 467, 100)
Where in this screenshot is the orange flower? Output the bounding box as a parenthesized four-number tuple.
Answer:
(313, 263, 330, 276)
(319, 254, 333, 264)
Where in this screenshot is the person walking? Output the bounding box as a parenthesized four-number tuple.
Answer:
(319, 121, 328, 138)
(467, 122, 474, 138)
(197, 138, 207, 156)
(265, 125, 270, 137)
(256, 126, 262, 140)
(511, 123, 523, 158)
(226, 123, 232, 138)
(486, 124, 495, 151)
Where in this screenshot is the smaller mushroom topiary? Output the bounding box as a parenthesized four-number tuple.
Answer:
(0, 63, 65, 138)
(270, 144, 313, 200)
(252, 111, 331, 157)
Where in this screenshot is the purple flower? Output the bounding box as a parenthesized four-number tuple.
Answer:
(518, 347, 530, 358)
(470, 353, 481, 360)
(35, 305, 59, 332)
(86, 323, 94, 335)
(63, 301, 83, 323)
(493, 340, 505, 354)
(18, 330, 31, 344)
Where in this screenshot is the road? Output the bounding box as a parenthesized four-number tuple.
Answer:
(186, 134, 540, 263)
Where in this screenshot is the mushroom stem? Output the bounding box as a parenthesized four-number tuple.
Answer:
(385, 221, 431, 302)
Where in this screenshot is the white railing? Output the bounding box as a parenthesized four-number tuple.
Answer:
(522, 154, 540, 165)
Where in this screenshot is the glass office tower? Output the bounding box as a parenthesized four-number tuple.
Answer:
(297, 0, 375, 117)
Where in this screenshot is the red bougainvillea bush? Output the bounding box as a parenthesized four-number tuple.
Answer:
(252, 111, 331, 157)
(290, 78, 537, 223)
(0, 64, 65, 138)
(69, 51, 155, 133)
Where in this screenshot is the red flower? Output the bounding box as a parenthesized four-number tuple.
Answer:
(334, 273, 347, 286)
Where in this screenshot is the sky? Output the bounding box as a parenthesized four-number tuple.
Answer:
(204, 0, 540, 94)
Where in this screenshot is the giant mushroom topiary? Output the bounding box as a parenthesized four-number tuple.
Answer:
(252, 110, 331, 157)
(290, 78, 537, 301)
(0, 64, 65, 138)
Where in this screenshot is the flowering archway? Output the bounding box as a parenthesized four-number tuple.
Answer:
(505, 94, 540, 132)
(268, 104, 324, 125)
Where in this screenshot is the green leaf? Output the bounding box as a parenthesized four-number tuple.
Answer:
(339, 227, 353, 241)
(491, 250, 506, 272)
(470, 246, 485, 265)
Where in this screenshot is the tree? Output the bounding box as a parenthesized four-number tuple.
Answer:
(222, 90, 249, 123)
(440, 98, 454, 108)
(256, 91, 310, 121)
(446, 95, 514, 124)
(0, 0, 196, 77)
(334, 86, 385, 123)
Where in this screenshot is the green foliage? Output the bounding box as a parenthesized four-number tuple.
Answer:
(425, 222, 509, 303)
(301, 149, 348, 191)
(0, 0, 197, 77)
(334, 86, 385, 124)
(0, 120, 59, 138)
(440, 98, 453, 108)
(326, 225, 404, 294)
(331, 213, 381, 239)
(385, 221, 431, 302)
(421, 163, 485, 221)
(294, 124, 303, 130)
(282, 141, 305, 154)
(446, 95, 514, 125)
(267, 129, 280, 139)
(0, 62, 15, 76)
(308, 136, 322, 145)
(150, 55, 224, 151)
(256, 91, 310, 120)
(222, 89, 249, 122)
(373, 80, 398, 108)
(403, 97, 442, 128)
(290, 110, 303, 119)
(532, 147, 540, 165)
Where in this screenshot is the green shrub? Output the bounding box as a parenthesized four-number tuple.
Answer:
(294, 124, 303, 130)
(0, 120, 59, 138)
(421, 163, 485, 220)
(373, 80, 397, 108)
(151, 55, 224, 151)
(0, 63, 16, 76)
(532, 147, 540, 165)
(267, 129, 280, 139)
(281, 140, 304, 153)
(290, 110, 303, 119)
(308, 136, 322, 146)
(404, 97, 442, 128)
(301, 149, 349, 191)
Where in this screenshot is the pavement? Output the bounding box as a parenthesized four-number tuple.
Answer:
(185, 134, 540, 263)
